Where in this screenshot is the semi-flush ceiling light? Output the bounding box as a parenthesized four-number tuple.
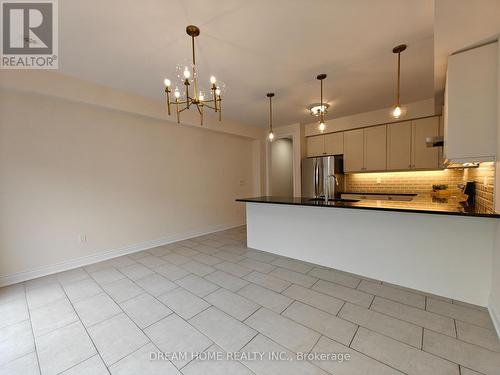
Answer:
(163, 25, 223, 125)
(309, 103, 330, 117)
(267, 93, 275, 141)
(391, 44, 407, 119)
(316, 74, 327, 132)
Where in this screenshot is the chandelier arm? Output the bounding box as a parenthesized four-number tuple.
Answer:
(202, 104, 216, 110)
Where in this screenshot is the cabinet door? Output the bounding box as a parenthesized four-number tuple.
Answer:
(306, 135, 325, 157)
(412, 117, 439, 169)
(387, 121, 412, 170)
(324, 132, 344, 155)
(343, 129, 364, 172)
(364, 125, 387, 171)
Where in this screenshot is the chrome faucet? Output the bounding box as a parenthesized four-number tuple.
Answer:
(325, 174, 339, 203)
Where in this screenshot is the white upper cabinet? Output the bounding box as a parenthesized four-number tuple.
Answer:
(411, 117, 440, 169)
(364, 125, 387, 171)
(444, 42, 498, 163)
(387, 121, 412, 170)
(306, 135, 325, 157)
(344, 129, 364, 172)
(324, 132, 344, 155)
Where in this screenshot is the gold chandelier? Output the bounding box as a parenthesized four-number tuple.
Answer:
(163, 25, 223, 125)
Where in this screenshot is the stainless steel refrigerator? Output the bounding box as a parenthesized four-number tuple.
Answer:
(301, 155, 344, 198)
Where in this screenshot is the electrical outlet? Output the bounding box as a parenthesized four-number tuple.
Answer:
(483, 176, 488, 186)
(78, 233, 87, 243)
(377, 177, 382, 184)
(239, 180, 245, 186)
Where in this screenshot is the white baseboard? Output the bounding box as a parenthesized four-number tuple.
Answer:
(0, 222, 245, 287)
(489, 294, 500, 339)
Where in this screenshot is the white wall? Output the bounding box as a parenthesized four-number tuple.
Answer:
(0, 73, 264, 285)
(271, 139, 294, 196)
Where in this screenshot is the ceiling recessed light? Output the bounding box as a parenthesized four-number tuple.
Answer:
(308, 103, 330, 117)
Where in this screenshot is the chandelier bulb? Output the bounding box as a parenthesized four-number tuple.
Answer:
(268, 131, 274, 141)
(392, 105, 402, 119)
(174, 89, 181, 99)
(183, 67, 191, 79)
(164, 79, 171, 87)
(319, 122, 326, 132)
(210, 76, 216, 84)
(215, 88, 221, 96)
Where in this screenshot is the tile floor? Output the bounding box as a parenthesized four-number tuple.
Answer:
(1, 226, 499, 375)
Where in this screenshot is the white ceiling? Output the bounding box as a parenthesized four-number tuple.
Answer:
(59, 0, 435, 128)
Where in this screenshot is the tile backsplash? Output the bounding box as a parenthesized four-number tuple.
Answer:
(344, 162, 496, 213)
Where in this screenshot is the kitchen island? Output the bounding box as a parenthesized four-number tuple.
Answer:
(237, 196, 499, 306)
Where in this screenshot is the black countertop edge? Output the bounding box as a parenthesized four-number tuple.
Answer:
(236, 197, 500, 219)
(342, 192, 418, 196)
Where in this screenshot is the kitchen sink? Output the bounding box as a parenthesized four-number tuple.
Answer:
(308, 198, 360, 203)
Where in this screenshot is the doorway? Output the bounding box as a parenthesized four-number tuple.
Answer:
(270, 138, 294, 196)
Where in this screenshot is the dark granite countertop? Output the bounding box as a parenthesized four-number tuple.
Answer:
(236, 196, 500, 218)
(342, 192, 418, 196)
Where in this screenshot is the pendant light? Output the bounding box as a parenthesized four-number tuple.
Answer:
(317, 74, 327, 132)
(267, 93, 275, 141)
(391, 44, 407, 119)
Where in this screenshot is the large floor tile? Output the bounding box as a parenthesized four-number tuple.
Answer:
(423, 329, 500, 375)
(189, 307, 256, 352)
(144, 314, 212, 368)
(0, 320, 35, 366)
(245, 307, 320, 352)
(339, 302, 422, 348)
(0, 298, 29, 329)
(36, 321, 96, 375)
(283, 301, 357, 346)
(109, 342, 181, 375)
(155, 263, 190, 281)
(456, 320, 500, 352)
(56, 268, 90, 286)
(241, 334, 327, 375)
(269, 267, 318, 288)
(157, 288, 210, 320)
(358, 280, 425, 309)
(282, 284, 344, 315)
(214, 262, 252, 278)
(136, 255, 167, 269)
(30, 298, 78, 337)
(90, 268, 126, 285)
(0, 352, 40, 375)
(120, 293, 172, 329)
(243, 271, 290, 293)
(312, 335, 404, 375)
(213, 250, 245, 262)
(204, 288, 259, 320)
(181, 261, 216, 277)
(237, 283, 292, 313)
(134, 273, 177, 297)
(427, 298, 495, 330)
(118, 263, 154, 281)
(61, 355, 108, 375)
(244, 251, 276, 264)
(175, 275, 218, 297)
(87, 313, 148, 366)
(101, 278, 143, 303)
(308, 267, 361, 288)
(313, 280, 373, 308)
(351, 327, 459, 375)
(190, 253, 222, 266)
(172, 246, 199, 257)
(271, 258, 313, 274)
(64, 278, 102, 303)
(26, 283, 66, 310)
(181, 344, 253, 375)
(371, 297, 456, 337)
(204, 270, 249, 292)
(192, 244, 220, 255)
(74, 292, 122, 327)
(237, 258, 276, 273)
(162, 253, 191, 265)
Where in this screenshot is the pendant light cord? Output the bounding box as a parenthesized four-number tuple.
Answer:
(269, 95, 273, 132)
(397, 51, 401, 106)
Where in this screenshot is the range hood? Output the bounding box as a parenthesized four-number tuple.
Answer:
(426, 136, 480, 169)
